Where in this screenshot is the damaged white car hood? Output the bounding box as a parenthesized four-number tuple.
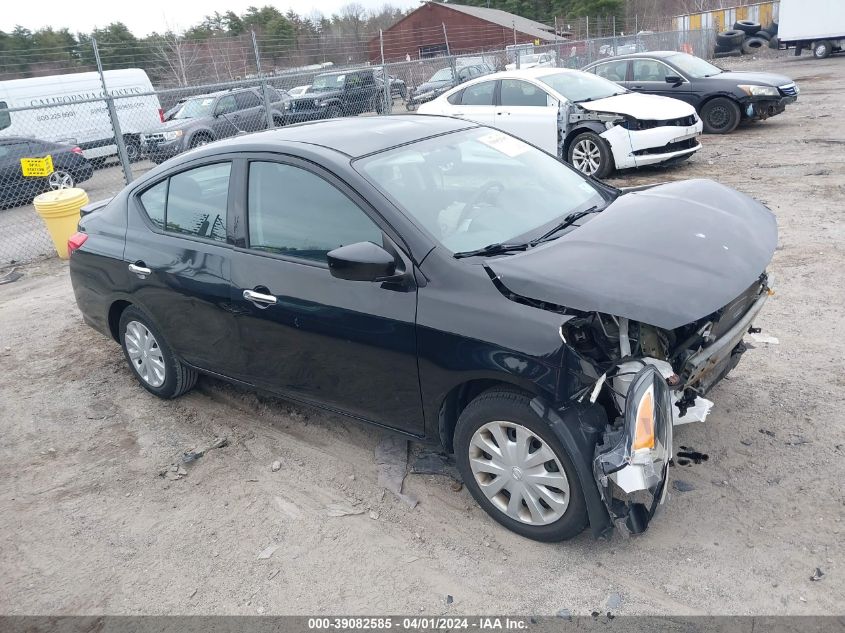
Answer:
(579, 92, 696, 120)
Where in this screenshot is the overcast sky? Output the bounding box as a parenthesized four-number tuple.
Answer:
(2, 0, 420, 36)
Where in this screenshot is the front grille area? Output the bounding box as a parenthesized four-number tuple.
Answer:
(291, 98, 318, 112)
(142, 133, 165, 143)
(633, 137, 698, 156)
(633, 114, 698, 130)
(779, 83, 798, 97)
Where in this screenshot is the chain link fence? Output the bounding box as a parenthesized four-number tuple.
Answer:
(0, 28, 714, 268)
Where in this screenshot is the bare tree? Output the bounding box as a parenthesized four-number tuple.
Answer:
(149, 28, 202, 87)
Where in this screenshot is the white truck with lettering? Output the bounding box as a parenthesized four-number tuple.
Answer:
(0, 68, 163, 162)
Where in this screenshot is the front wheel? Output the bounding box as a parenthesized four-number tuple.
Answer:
(119, 306, 198, 399)
(566, 131, 614, 178)
(454, 389, 588, 542)
(700, 97, 741, 134)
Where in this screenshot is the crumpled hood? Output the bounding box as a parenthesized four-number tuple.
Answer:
(580, 92, 696, 120)
(485, 179, 777, 330)
(717, 70, 795, 86)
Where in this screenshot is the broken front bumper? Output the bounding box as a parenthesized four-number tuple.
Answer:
(593, 365, 673, 535)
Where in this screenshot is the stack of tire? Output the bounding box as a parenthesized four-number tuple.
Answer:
(715, 20, 779, 58)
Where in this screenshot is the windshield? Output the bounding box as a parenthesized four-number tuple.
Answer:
(429, 67, 455, 82)
(666, 52, 722, 78)
(171, 97, 215, 120)
(311, 74, 345, 91)
(538, 71, 626, 102)
(356, 128, 605, 254)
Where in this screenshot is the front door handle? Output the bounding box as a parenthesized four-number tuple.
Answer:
(243, 289, 277, 305)
(128, 263, 151, 278)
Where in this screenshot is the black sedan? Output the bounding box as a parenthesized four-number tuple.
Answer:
(582, 51, 798, 133)
(69, 116, 776, 541)
(0, 136, 94, 208)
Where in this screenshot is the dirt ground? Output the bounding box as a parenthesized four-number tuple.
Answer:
(1, 52, 844, 617)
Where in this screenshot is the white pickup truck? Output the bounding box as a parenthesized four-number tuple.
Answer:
(777, 0, 845, 59)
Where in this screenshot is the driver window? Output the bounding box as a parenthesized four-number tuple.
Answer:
(215, 95, 237, 115)
(247, 161, 382, 263)
(500, 80, 550, 107)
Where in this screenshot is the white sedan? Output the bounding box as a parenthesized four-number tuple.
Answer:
(418, 68, 703, 178)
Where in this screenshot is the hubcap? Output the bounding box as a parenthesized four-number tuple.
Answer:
(709, 105, 729, 129)
(469, 421, 570, 525)
(815, 44, 826, 56)
(124, 321, 166, 387)
(572, 139, 601, 175)
(48, 170, 74, 189)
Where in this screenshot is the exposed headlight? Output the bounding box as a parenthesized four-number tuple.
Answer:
(162, 130, 183, 141)
(632, 384, 655, 451)
(283, 101, 291, 110)
(738, 84, 779, 97)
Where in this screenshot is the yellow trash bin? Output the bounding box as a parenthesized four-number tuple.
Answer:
(32, 188, 89, 260)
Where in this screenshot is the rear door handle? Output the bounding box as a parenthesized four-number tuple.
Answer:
(128, 263, 151, 278)
(243, 289, 277, 305)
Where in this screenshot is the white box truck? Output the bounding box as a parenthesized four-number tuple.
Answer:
(0, 69, 163, 162)
(777, 0, 845, 58)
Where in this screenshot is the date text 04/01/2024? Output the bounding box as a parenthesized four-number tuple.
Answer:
(307, 617, 529, 630)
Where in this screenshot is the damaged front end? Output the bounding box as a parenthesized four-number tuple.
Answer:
(593, 365, 673, 534)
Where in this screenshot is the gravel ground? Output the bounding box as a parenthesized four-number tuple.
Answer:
(1, 52, 844, 616)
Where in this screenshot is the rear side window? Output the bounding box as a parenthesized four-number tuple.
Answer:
(0, 102, 10, 131)
(461, 81, 495, 106)
(593, 60, 628, 82)
(234, 91, 261, 109)
(139, 163, 230, 241)
(447, 90, 463, 105)
(139, 180, 166, 229)
(247, 161, 381, 262)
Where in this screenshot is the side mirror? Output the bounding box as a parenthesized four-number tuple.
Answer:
(665, 75, 683, 85)
(327, 241, 397, 282)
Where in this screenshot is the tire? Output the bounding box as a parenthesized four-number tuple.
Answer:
(566, 131, 614, 178)
(326, 105, 342, 119)
(714, 50, 742, 58)
(372, 94, 387, 114)
(734, 20, 761, 35)
(124, 139, 141, 162)
(742, 37, 769, 54)
(272, 115, 284, 128)
(714, 43, 737, 54)
(189, 134, 212, 149)
(119, 306, 198, 399)
(700, 97, 741, 134)
(753, 31, 771, 42)
(717, 29, 745, 47)
(453, 389, 588, 542)
(812, 40, 833, 59)
(767, 21, 779, 36)
(769, 36, 780, 50)
(405, 101, 418, 112)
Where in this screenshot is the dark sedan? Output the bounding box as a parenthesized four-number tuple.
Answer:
(69, 116, 776, 542)
(583, 51, 798, 133)
(0, 136, 94, 208)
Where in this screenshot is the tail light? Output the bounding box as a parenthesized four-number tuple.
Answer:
(68, 232, 88, 256)
(71, 146, 83, 155)
(159, 108, 165, 122)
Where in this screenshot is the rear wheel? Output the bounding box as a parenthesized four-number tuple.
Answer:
(454, 389, 588, 542)
(567, 131, 614, 178)
(119, 306, 197, 399)
(190, 134, 212, 149)
(326, 105, 342, 119)
(813, 40, 833, 59)
(701, 97, 741, 134)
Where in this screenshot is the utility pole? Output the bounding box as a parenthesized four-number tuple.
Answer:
(251, 30, 275, 130)
(92, 37, 132, 184)
(379, 29, 391, 115)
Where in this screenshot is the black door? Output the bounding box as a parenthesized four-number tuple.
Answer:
(123, 159, 240, 374)
(0, 139, 38, 204)
(228, 157, 423, 434)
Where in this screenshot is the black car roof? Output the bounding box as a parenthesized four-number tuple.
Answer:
(589, 50, 682, 62)
(213, 115, 477, 158)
